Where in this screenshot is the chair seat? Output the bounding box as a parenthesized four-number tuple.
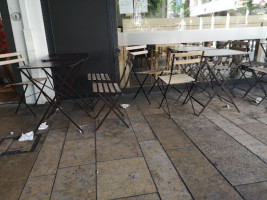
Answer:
(135, 69, 162, 75)
(93, 82, 121, 94)
(11, 77, 47, 86)
(241, 61, 267, 68)
(250, 66, 267, 74)
(159, 74, 195, 84)
(88, 73, 110, 81)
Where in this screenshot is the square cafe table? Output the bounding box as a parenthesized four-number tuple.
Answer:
(18, 53, 90, 134)
(188, 49, 250, 115)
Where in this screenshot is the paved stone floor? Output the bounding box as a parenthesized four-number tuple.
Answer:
(0, 85, 267, 200)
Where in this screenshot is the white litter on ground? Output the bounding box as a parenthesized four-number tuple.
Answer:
(224, 105, 230, 109)
(18, 131, 34, 142)
(10, 132, 14, 135)
(38, 122, 49, 130)
(255, 97, 263, 104)
(120, 104, 130, 109)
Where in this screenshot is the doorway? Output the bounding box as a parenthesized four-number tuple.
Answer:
(0, 14, 18, 103)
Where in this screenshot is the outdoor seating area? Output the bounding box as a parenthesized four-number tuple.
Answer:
(0, 41, 267, 199)
(1, 0, 267, 199)
(0, 85, 267, 199)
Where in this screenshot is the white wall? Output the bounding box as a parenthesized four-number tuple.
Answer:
(7, 0, 53, 104)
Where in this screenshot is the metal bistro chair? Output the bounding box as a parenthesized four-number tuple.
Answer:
(89, 48, 120, 112)
(126, 45, 163, 104)
(158, 51, 203, 116)
(92, 52, 134, 131)
(242, 65, 267, 105)
(0, 52, 48, 117)
(88, 48, 120, 82)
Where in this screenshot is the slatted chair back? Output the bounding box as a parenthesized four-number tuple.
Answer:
(0, 52, 25, 66)
(126, 45, 148, 56)
(229, 40, 250, 52)
(168, 51, 203, 86)
(119, 52, 134, 90)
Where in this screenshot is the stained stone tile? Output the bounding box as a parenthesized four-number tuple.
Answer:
(171, 114, 214, 130)
(20, 175, 54, 200)
(257, 117, 267, 125)
(50, 113, 70, 131)
(30, 129, 66, 177)
(204, 110, 247, 137)
(8, 136, 37, 152)
(60, 138, 95, 168)
(96, 118, 133, 137)
(239, 122, 267, 144)
(143, 114, 193, 150)
(51, 165, 96, 200)
(233, 134, 267, 163)
(207, 143, 267, 186)
(140, 140, 192, 200)
(236, 182, 267, 200)
(66, 115, 95, 141)
(167, 147, 242, 200)
(184, 126, 240, 154)
(116, 193, 160, 200)
(0, 153, 38, 200)
(219, 110, 258, 125)
(97, 133, 142, 162)
(0, 138, 13, 154)
(131, 121, 155, 142)
(97, 157, 156, 200)
(125, 104, 155, 142)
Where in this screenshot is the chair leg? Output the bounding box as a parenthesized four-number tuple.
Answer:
(95, 93, 129, 131)
(133, 72, 151, 104)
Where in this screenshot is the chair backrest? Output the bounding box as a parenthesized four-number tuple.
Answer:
(126, 45, 148, 56)
(229, 40, 250, 52)
(119, 52, 134, 91)
(167, 51, 203, 85)
(0, 52, 25, 84)
(0, 52, 25, 66)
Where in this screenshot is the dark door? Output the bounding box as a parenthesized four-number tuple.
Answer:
(42, 0, 118, 97)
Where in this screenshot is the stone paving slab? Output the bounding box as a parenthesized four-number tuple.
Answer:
(0, 153, 38, 200)
(0, 138, 13, 154)
(97, 157, 156, 200)
(142, 114, 193, 150)
(239, 122, 267, 144)
(20, 175, 54, 200)
(8, 136, 38, 152)
(167, 147, 243, 200)
(51, 164, 96, 200)
(59, 138, 95, 168)
(96, 118, 142, 162)
(235, 182, 267, 200)
(140, 140, 192, 200)
(115, 193, 160, 200)
(30, 129, 66, 177)
(206, 143, 267, 186)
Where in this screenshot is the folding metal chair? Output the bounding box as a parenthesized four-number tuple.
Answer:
(126, 45, 163, 104)
(88, 48, 120, 82)
(92, 52, 134, 131)
(0, 52, 48, 117)
(89, 48, 121, 113)
(158, 51, 203, 116)
(243, 66, 267, 105)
